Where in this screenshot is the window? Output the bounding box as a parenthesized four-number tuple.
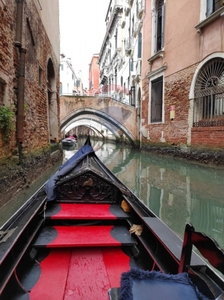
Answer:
(206, 0, 224, 17)
(38, 67, 43, 87)
(193, 58, 224, 127)
(130, 86, 135, 106)
(138, 32, 142, 58)
(0, 80, 6, 105)
(151, 76, 163, 123)
(130, 58, 134, 72)
(154, 0, 165, 53)
(115, 29, 118, 49)
(132, 16, 135, 36)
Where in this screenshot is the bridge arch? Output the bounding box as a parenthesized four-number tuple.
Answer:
(60, 107, 136, 145)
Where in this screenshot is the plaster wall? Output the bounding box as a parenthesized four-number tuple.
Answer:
(89, 55, 100, 95)
(35, 0, 60, 60)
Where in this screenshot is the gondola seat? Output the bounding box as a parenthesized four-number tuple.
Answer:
(109, 223, 224, 300)
(118, 269, 209, 300)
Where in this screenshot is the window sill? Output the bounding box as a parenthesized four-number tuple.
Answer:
(148, 50, 164, 64)
(147, 65, 167, 79)
(195, 6, 224, 34)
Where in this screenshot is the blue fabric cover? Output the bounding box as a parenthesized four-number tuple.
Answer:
(45, 144, 94, 201)
(120, 268, 209, 300)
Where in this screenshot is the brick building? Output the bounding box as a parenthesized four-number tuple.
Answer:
(141, 0, 224, 149)
(0, 0, 60, 158)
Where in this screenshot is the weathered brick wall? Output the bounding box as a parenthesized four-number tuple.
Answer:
(0, 1, 60, 158)
(164, 64, 197, 144)
(141, 64, 197, 146)
(0, 2, 18, 156)
(142, 63, 224, 150)
(191, 127, 224, 148)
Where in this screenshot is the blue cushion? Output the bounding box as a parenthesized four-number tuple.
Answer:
(120, 269, 209, 300)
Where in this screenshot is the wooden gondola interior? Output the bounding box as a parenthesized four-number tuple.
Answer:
(0, 141, 224, 300)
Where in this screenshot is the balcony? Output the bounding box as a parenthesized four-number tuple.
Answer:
(133, 21, 140, 37)
(124, 37, 133, 55)
(118, 56, 125, 70)
(126, 0, 134, 7)
(136, 0, 145, 20)
(99, 65, 110, 85)
(121, 20, 126, 28)
(125, 6, 130, 16)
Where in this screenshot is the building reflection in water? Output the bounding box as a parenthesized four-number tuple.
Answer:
(134, 154, 224, 249)
(63, 139, 224, 249)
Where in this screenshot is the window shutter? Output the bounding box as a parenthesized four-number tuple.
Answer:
(161, 4, 165, 48)
(130, 58, 133, 72)
(154, 11, 157, 53)
(206, 0, 213, 16)
(138, 32, 142, 58)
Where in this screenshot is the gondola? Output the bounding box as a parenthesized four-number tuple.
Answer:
(1, 136, 224, 300)
(61, 136, 77, 147)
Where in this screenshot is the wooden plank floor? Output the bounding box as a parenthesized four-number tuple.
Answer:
(29, 249, 71, 300)
(30, 247, 131, 300)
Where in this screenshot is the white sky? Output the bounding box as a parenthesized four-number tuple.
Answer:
(59, 0, 110, 88)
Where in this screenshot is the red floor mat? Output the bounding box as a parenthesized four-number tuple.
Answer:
(46, 203, 128, 220)
(64, 247, 131, 300)
(29, 249, 71, 300)
(29, 247, 130, 300)
(33, 225, 136, 248)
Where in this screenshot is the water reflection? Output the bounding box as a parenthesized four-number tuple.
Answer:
(134, 154, 224, 248)
(82, 140, 224, 249)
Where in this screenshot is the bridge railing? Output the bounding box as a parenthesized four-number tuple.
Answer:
(97, 93, 130, 105)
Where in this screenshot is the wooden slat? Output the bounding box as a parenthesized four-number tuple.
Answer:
(64, 247, 130, 300)
(102, 247, 130, 287)
(45, 203, 129, 220)
(142, 218, 204, 266)
(33, 225, 137, 248)
(29, 249, 71, 300)
(29, 247, 130, 300)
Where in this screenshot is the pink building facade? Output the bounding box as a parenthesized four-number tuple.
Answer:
(141, 0, 224, 149)
(89, 54, 100, 96)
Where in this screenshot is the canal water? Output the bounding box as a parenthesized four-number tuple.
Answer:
(1, 138, 224, 249)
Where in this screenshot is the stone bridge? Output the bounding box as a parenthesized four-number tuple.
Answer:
(60, 96, 139, 144)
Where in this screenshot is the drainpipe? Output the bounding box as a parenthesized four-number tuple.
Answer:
(15, 0, 25, 163)
(17, 48, 26, 144)
(15, 0, 23, 47)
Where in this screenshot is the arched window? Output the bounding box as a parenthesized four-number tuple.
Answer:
(193, 58, 224, 126)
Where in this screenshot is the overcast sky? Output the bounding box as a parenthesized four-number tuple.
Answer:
(59, 0, 110, 88)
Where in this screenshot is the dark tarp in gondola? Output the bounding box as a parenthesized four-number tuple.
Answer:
(45, 138, 94, 201)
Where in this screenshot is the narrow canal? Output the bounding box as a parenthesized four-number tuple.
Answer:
(1, 138, 224, 250)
